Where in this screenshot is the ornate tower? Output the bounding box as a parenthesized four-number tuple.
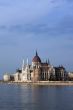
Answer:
(22, 59, 25, 72)
(32, 51, 41, 68)
(31, 51, 41, 82)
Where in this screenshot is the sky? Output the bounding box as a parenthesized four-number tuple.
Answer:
(0, 0, 73, 78)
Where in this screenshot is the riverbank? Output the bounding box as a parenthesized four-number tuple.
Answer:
(1, 80, 73, 86)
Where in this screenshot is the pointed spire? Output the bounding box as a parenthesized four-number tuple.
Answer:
(27, 58, 29, 66)
(36, 50, 38, 56)
(23, 59, 24, 66)
(46, 59, 47, 63)
(48, 59, 50, 65)
(22, 59, 25, 71)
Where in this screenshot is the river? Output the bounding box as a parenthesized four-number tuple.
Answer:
(0, 84, 73, 110)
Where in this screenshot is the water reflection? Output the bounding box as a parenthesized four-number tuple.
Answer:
(31, 86, 60, 110)
(0, 84, 73, 110)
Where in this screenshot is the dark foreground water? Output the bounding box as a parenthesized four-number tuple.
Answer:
(0, 84, 73, 110)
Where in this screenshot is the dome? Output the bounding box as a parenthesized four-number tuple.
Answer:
(32, 51, 41, 63)
(32, 56, 41, 62)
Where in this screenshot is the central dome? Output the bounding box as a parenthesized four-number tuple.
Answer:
(32, 51, 41, 63)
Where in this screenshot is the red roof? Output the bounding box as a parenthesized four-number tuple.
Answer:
(32, 51, 41, 62)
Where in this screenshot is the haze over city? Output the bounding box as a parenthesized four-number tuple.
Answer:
(0, 0, 73, 78)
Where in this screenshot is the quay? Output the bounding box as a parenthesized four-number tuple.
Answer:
(1, 80, 73, 86)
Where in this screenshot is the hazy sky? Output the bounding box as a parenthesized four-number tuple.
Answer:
(0, 0, 73, 78)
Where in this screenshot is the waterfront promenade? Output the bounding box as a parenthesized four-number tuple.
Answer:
(1, 80, 73, 86)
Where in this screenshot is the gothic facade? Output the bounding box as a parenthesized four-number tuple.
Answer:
(3, 51, 66, 82)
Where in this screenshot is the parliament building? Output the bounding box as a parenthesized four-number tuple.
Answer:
(3, 51, 67, 82)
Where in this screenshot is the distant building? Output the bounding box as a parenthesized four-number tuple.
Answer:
(30, 51, 55, 82)
(68, 72, 73, 81)
(3, 73, 10, 81)
(54, 66, 67, 81)
(12, 51, 55, 82)
(3, 51, 67, 82)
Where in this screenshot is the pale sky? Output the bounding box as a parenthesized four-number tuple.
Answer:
(0, 0, 73, 78)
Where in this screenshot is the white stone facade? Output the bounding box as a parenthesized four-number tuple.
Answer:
(3, 73, 10, 81)
(3, 52, 55, 82)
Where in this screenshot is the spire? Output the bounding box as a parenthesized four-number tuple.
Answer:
(36, 50, 38, 56)
(46, 59, 47, 63)
(22, 59, 24, 68)
(23, 59, 24, 66)
(22, 59, 25, 71)
(48, 59, 50, 65)
(27, 58, 29, 66)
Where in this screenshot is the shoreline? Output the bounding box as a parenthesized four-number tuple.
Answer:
(1, 81, 73, 86)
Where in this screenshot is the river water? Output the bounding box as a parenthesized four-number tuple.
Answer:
(0, 84, 73, 110)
